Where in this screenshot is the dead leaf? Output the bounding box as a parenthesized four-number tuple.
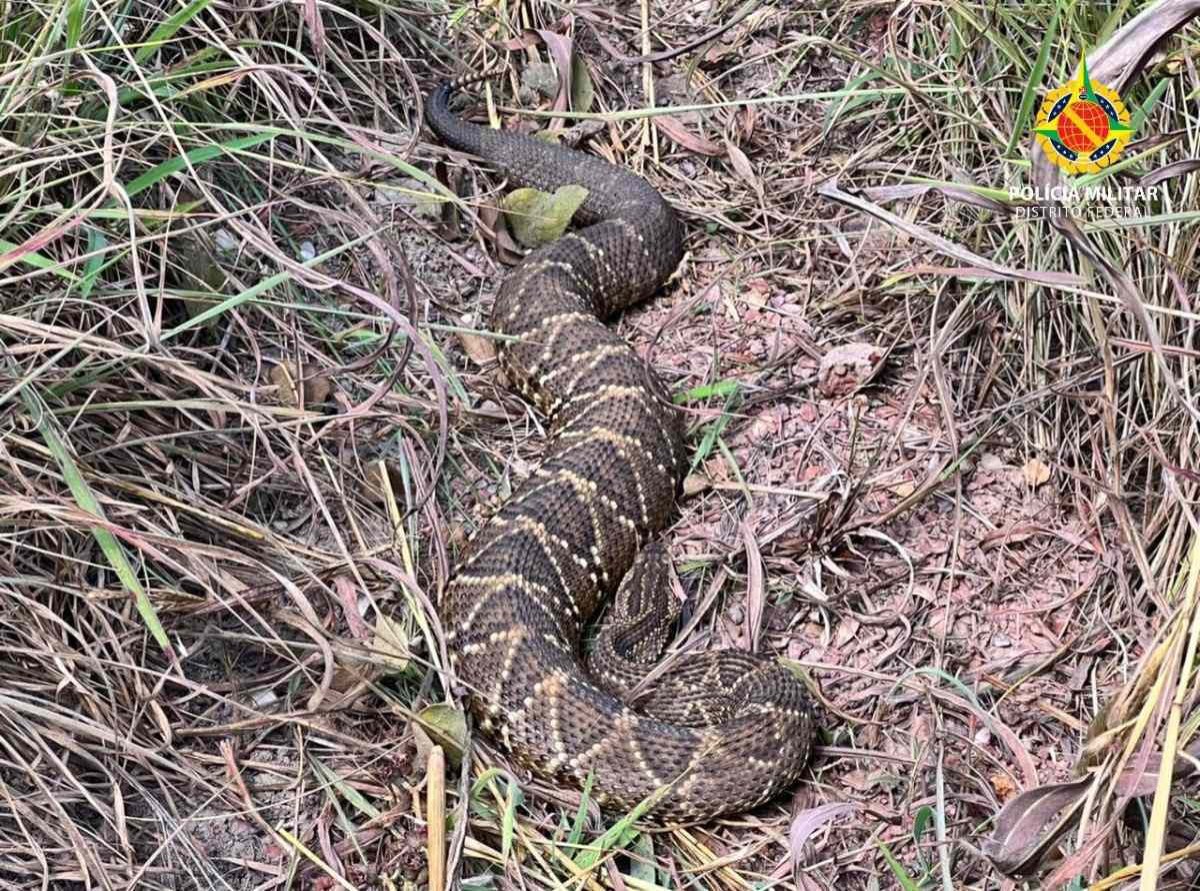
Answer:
(269, 361, 332, 408)
(1022, 458, 1051, 488)
(742, 277, 771, 307)
(789, 802, 859, 865)
(334, 575, 370, 641)
(741, 521, 764, 652)
(364, 459, 403, 504)
(859, 182, 1011, 214)
(818, 180, 1083, 288)
(654, 115, 725, 156)
(1139, 157, 1200, 187)
(479, 203, 524, 266)
(990, 772, 1018, 802)
(724, 138, 758, 188)
(983, 776, 1092, 877)
(372, 614, 410, 673)
(458, 329, 496, 365)
(986, 739, 1200, 877)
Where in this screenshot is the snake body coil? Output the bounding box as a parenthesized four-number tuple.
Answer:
(426, 78, 813, 821)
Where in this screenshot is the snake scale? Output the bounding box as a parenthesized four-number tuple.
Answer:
(426, 75, 814, 822)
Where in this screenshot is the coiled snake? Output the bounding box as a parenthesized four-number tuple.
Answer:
(426, 75, 814, 822)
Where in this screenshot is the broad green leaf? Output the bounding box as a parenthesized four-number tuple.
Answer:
(502, 184, 589, 248)
(415, 703, 467, 761)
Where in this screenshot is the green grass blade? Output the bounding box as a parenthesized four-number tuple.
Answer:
(878, 840, 924, 890)
(78, 227, 108, 298)
(124, 131, 277, 198)
(0, 240, 81, 281)
(1005, 6, 1058, 157)
(18, 385, 171, 654)
(1131, 78, 1169, 133)
(134, 0, 216, 65)
(566, 772, 594, 848)
(66, 0, 86, 49)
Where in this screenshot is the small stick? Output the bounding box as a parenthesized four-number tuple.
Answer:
(427, 745, 446, 891)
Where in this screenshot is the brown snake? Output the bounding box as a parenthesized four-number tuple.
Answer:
(426, 75, 814, 822)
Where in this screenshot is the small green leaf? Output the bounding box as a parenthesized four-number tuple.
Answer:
(500, 778, 522, 860)
(628, 832, 657, 882)
(567, 772, 594, 848)
(502, 184, 589, 248)
(311, 756, 381, 820)
(912, 804, 934, 848)
(78, 227, 108, 298)
(571, 58, 594, 114)
(415, 703, 467, 761)
(1131, 78, 1169, 133)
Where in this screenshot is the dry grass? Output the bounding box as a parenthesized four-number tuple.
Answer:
(3, 1, 1200, 889)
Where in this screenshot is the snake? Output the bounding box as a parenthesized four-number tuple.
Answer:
(425, 74, 814, 822)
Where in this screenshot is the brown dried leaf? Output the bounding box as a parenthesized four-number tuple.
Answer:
(723, 138, 757, 188)
(741, 521, 764, 651)
(533, 28, 574, 126)
(372, 614, 410, 673)
(818, 181, 1082, 288)
(364, 459, 403, 504)
(817, 342, 885, 398)
(1022, 458, 1051, 488)
(458, 328, 496, 365)
(789, 802, 858, 866)
(984, 777, 1091, 877)
(1139, 157, 1200, 187)
(990, 772, 1018, 802)
(269, 361, 331, 408)
(986, 739, 1200, 877)
(654, 115, 724, 156)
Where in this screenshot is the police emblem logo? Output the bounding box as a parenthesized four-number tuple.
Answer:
(1034, 58, 1133, 175)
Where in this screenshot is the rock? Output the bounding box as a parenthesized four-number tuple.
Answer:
(817, 341, 884, 397)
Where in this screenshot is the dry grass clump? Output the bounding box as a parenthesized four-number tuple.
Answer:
(3, 0, 1200, 888)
